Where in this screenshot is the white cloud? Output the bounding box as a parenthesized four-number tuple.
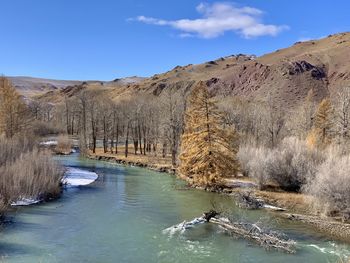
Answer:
(131, 2, 289, 39)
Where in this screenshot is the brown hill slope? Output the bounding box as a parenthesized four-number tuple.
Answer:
(38, 32, 350, 107)
(7, 76, 83, 98)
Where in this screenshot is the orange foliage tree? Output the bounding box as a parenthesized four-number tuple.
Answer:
(179, 82, 240, 187)
(307, 99, 333, 148)
(0, 77, 28, 138)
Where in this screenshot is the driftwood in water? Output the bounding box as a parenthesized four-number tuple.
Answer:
(163, 210, 296, 254)
(209, 217, 296, 253)
(203, 210, 219, 221)
(235, 191, 286, 211)
(235, 191, 264, 209)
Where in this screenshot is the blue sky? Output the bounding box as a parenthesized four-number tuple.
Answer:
(0, 0, 349, 80)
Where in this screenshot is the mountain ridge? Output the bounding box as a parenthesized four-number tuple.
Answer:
(10, 32, 350, 108)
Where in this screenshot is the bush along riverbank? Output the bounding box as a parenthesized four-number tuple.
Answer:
(87, 148, 350, 243)
(0, 135, 64, 215)
(0, 134, 100, 217)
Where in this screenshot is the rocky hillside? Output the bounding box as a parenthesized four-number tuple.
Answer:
(35, 32, 350, 107)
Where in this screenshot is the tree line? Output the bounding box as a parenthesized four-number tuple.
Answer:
(1, 76, 350, 218)
(53, 88, 186, 167)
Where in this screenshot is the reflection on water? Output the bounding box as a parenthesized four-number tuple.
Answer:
(0, 154, 348, 263)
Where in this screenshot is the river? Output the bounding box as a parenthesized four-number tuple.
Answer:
(0, 153, 349, 262)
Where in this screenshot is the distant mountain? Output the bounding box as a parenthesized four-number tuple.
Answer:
(19, 32, 350, 108)
(7, 76, 83, 97)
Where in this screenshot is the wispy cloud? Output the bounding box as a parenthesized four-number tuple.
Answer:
(130, 2, 289, 39)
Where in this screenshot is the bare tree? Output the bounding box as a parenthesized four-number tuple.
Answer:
(333, 87, 350, 143)
(287, 89, 317, 139)
(262, 95, 285, 147)
(160, 89, 185, 166)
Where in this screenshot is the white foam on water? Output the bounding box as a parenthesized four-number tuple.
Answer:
(162, 217, 207, 236)
(307, 243, 350, 257)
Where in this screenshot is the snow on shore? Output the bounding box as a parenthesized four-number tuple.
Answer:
(63, 168, 98, 187)
(11, 198, 41, 206)
(11, 168, 98, 206)
(39, 140, 58, 146)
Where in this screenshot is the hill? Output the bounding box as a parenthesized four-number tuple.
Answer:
(24, 32, 350, 107)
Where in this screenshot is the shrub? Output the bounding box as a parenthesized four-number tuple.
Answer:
(56, 135, 72, 154)
(304, 152, 350, 218)
(31, 120, 64, 137)
(265, 137, 323, 192)
(0, 134, 37, 166)
(237, 145, 271, 188)
(238, 137, 323, 192)
(0, 136, 63, 214)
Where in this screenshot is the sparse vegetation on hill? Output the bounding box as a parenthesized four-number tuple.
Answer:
(34, 33, 350, 112)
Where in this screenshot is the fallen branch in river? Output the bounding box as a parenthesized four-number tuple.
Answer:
(163, 210, 296, 254)
(209, 217, 296, 253)
(235, 191, 286, 211)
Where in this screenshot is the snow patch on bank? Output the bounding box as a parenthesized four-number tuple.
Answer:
(39, 140, 58, 146)
(11, 198, 41, 206)
(63, 168, 98, 187)
(263, 204, 286, 211)
(11, 168, 98, 206)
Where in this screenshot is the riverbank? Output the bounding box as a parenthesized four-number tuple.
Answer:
(87, 148, 176, 174)
(88, 148, 350, 243)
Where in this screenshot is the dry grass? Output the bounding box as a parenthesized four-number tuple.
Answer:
(31, 120, 64, 137)
(238, 137, 323, 192)
(256, 190, 310, 214)
(56, 135, 72, 154)
(0, 150, 63, 202)
(304, 149, 350, 219)
(336, 256, 350, 263)
(0, 136, 63, 215)
(92, 146, 173, 169)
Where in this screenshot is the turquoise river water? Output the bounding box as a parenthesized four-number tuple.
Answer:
(0, 153, 349, 263)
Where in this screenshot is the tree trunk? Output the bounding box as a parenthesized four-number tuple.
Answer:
(125, 123, 129, 158)
(162, 142, 167, 158)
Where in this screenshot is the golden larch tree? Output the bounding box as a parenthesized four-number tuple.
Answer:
(307, 98, 333, 148)
(0, 77, 27, 137)
(179, 82, 240, 187)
